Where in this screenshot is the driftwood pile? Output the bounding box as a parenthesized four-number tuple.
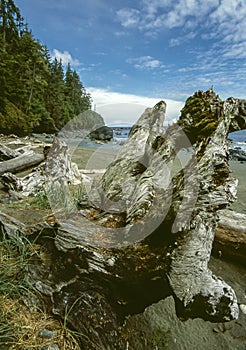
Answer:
(0, 88, 246, 349)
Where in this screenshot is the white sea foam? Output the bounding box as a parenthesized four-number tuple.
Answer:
(231, 141, 246, 152)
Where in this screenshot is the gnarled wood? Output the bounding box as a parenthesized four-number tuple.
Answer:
(1, 171, 45, 197)
(2, 89, 245, 349)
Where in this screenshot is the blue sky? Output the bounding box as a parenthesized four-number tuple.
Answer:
(15, 0, 246, 125)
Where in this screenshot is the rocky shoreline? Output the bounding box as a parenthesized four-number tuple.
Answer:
(229, 146, 246, 162)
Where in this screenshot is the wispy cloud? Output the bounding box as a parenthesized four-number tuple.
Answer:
(78, 63, 101, 73)
(117, 0, 219, 31)
(52, 49, 80, 66)
(127, 56, 165, 70)
(174, 60, 246, 99)
(209, 0, 246, 54)
(116, 8, 141, 28)
(222, 42, 246, 59)
(114, 31, 127, 37)
(87, 87, 184, 125)
(169, 31, 196, 47)
(116, 0, 246, 60)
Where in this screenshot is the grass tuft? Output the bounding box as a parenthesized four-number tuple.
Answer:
(0, 230, 81, 349)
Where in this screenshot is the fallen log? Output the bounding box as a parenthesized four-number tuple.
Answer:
(0, 150, 45, 176)
(1, 171, 45, 197)
(0, 143, 21, 161)
(0, 139, 81, 199)
(2, 88, 246, 349)
(214, 209, 246, 265)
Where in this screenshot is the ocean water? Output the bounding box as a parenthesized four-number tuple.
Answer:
(78, 127, 131, 149)
(77, 127, 246, 152)
(111, 127, 246, 152)
(228, 130, 246, 152)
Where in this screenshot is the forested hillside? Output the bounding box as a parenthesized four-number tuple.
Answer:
(0, 0, 92, 135)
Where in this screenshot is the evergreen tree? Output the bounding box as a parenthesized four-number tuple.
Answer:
(45, 58, 69, 131)
(65, 63, 91, 118)
(0, 0, 23, 51)
(15, 31, 50, 130)
(0, 0, 24, 113)
(0, 0, 92, 134)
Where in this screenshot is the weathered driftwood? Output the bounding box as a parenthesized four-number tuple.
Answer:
(0, 143, 21, 161)
(2, 88, 246, 349)
(1, 171, 45, 197)
(0, 211, 27, 238)
(214, 209, 246, 264)
(0, 150, 44, 175)
(45, 137, 81, 186)
(0, 139, 81, 199)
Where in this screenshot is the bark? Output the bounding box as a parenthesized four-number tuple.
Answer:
(45, 136, 81, 186)
(1, 88, 246, 349)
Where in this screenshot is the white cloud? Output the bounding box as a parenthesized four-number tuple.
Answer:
(209, 0, 246, 50)
(169, 37, 182, 47)
(127, 56, 165, 70)
(117, 8, 141, 28)
(169, 31, 196, 46)
(117, 0, 219, 31)
(52, 49, 80, 66)
(141, 0, 172, 15)
(114, 31, 127, 37)
(222, 43, 246, 59)
(116, 0, 246, 59)
(87, 87, 184, 125)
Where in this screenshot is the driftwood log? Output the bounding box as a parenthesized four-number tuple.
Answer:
(214, 210, 246, 264)
(0, 143, 21, 161)
(1, 88, 246, 349)
(0, 149, 45, 176)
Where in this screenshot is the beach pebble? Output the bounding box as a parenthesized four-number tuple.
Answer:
(213, 327, 220, 333)
(39, 329, 57, 339)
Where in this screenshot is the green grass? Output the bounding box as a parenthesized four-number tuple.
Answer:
(0, 231, 32, 296)
(151, 325, 170, 349)
(0, 230, 34, 345)
(32, 182, 87, 216)
(30, 188, 51, 209)
(0, 230, 81, 349)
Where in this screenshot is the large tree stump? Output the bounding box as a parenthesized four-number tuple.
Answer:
(2, 88, 245, 349)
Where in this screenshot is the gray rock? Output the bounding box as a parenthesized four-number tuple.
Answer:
(229, 147, 246, 161)
(89, 125, 113, 141)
